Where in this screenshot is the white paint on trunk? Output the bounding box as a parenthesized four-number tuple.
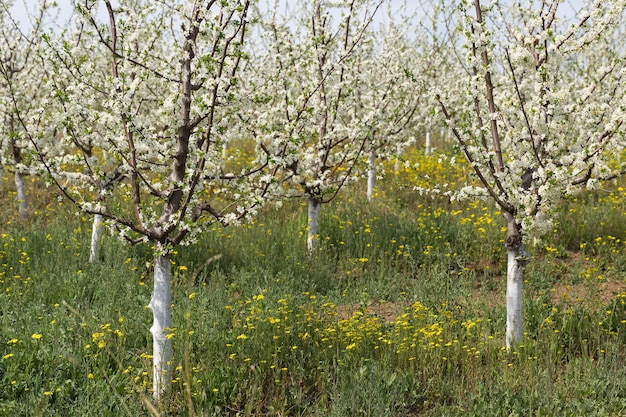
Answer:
(425, 130, 432, 155)
(506, 247, 524, 350)
(15, 171, 27, 219)
(367, 153, 375, 202)
(307, 198, 321, 253)
(149, 254, 172, 401)
(221, 141, 228, 171)
(89, 214, 103, 263)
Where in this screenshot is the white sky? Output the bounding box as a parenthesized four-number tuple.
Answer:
(7, 0, 587, 34)
(7, 0, 418, 28)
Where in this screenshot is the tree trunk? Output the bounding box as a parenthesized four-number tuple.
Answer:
(506, 246, 524, 349)
(14, 171, 27, 219)
(221, 141, 228, 171)
(89, 214, 103, 263)
(367, 153, 375, 202)
(149, 253, 172, 401)
(425, 129, 432, 155)
(504, 213, 527, 350)
(307, 197, 321, 253)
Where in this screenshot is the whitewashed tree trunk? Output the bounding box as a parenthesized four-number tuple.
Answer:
(425, 130, 432, 155)
(367, 152, 375, 202)
(149, 254, 172, 401)
(506, 247, 524, 349)
(14, 171, 27, 219)
(221, 141, 228, 171)
(504, 213, 527, 350)
(307, 198, 321, 253)
(89, 214, 103, 263)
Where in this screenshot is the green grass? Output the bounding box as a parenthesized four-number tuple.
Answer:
(0, 174, 625, 416)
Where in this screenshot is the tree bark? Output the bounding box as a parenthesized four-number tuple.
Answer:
(367, 152, 375, 202)
(506, 246, 524, 349)
(307, 197, 321, 253)
(425, 129, 432, 155)
(504, 213, 527, 350)
(89, 214, 103, 263)
(14, 171, 27, 219)
(149, 253, 172, 401)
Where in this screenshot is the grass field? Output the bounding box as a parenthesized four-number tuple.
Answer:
(1, 151, 626, 416)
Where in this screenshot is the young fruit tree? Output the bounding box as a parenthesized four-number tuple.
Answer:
(248, 0, 418, 251)
(0, 0, 55, 219)
(361, 6, 427, 202)
(26, 0, 277, 401)
(434, 0, 626, 348)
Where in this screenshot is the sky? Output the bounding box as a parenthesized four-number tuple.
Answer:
(7, 0, 420, 29)
(7, 0, 588, 34)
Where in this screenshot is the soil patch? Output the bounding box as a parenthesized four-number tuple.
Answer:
(550, 280, 626, 306)
(336, 300, 406, 323)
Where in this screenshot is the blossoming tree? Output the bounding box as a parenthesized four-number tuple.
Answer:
(0, 0, 56, 219)
(435, 0, 626, 348)
(361, 7, 428, 202)
(247, 0, 419, 251)
(25, 0, 278, 400)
